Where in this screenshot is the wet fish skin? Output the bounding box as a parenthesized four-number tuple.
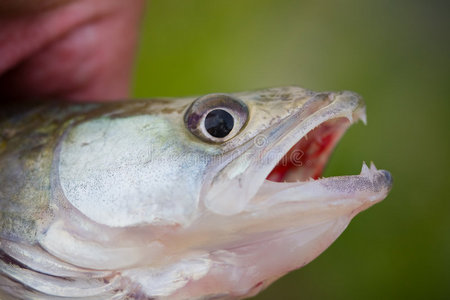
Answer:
(0, 87, 392, 299)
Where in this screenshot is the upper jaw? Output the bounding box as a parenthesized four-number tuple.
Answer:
(204, 90, 373, 215)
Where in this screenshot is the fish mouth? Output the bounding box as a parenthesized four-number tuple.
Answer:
(205, 91, 392, 215)
(249, 91, 392, 215)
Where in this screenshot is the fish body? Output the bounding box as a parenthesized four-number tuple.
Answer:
(0, 87, 392, 299)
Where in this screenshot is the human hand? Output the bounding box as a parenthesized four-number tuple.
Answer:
(0, 0, 145, 101)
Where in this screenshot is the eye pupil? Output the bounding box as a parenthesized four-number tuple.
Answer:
(204, 109, 234, 138)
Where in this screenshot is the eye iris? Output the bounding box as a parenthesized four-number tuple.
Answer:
(204, 109, 234, 138)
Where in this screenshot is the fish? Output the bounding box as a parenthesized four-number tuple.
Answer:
(0, 86, 392, 299)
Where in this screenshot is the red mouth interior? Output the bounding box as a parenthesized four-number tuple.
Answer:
(266, 118, 350, 182)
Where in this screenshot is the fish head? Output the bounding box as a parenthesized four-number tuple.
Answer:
(43, 87, 392, 298)
(171, 86, 391, 297)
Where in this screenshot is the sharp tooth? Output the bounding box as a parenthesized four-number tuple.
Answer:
(354, 106, 367, 125)
(360, 112, 367, 125)
(370, 161, 378, 171)
(360, 161, 370, 176)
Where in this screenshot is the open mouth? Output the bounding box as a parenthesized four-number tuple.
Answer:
(250, 103, 392, 215)
(251, 91, 392, 212)
(266, 117, 351, 183)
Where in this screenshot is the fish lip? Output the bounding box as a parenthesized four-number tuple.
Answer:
(204, 90, 373, 215)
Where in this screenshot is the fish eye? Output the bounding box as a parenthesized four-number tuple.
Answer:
(184, 93, 249, 143)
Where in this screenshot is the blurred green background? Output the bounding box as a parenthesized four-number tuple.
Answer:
(133, 0, 449, 299)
